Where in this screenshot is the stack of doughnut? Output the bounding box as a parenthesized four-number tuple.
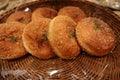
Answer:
(0, 6, 115, 59)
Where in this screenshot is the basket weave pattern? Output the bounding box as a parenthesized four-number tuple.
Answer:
(0, 0, 120, 80)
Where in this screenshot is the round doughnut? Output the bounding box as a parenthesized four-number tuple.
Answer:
(32, 7, 57, 21)
(22, 18, 55, 59)
(6, 11, 32, 24)
(58, 6, 86, 23)
(48, 15, 80, 59)
(0, 22, 27, 59)
(76, 17, 115, 56)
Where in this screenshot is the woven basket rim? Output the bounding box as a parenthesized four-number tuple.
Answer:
(0, 0, 120, 80)
(0, 0, 120, 21)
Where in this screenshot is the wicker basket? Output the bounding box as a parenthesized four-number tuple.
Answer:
(0, 0, 120, 80)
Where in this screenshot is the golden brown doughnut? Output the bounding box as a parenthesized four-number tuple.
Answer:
(48, 15, 80, 59)
(58, 6, 86, 23)
(76, 17, 115, 56)
(22, 18, 55, 59)
(32, 7, 57, 21)
(0, 22, 27, 59)
(6, 11, 32, 24)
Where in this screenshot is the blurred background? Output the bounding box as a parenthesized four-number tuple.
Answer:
(87, 0, 120, 16)
(0, 0, 120, 16)
(0, 0, 38, 14)
(88, 0, 120, 10)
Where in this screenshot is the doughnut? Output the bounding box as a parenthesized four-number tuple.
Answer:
(76, 17, 115, 56)
(48, 15, 80, 59)
(32, 7, 57, 21)
(22, 18, 55, 59)
(6, 11, 32, 24)
(0, 22, 27, 59)
(58, 6, 86, 23)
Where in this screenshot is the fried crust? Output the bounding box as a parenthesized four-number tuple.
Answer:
(32, 7, 57, 21)
(0, 22, 27, 59)
(6, 11, 32, 24)
(76, 17, 115, 56)
(58, 6, 86, 23)
(48, 15, 80, 59)
(22, 18, 55, 59)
